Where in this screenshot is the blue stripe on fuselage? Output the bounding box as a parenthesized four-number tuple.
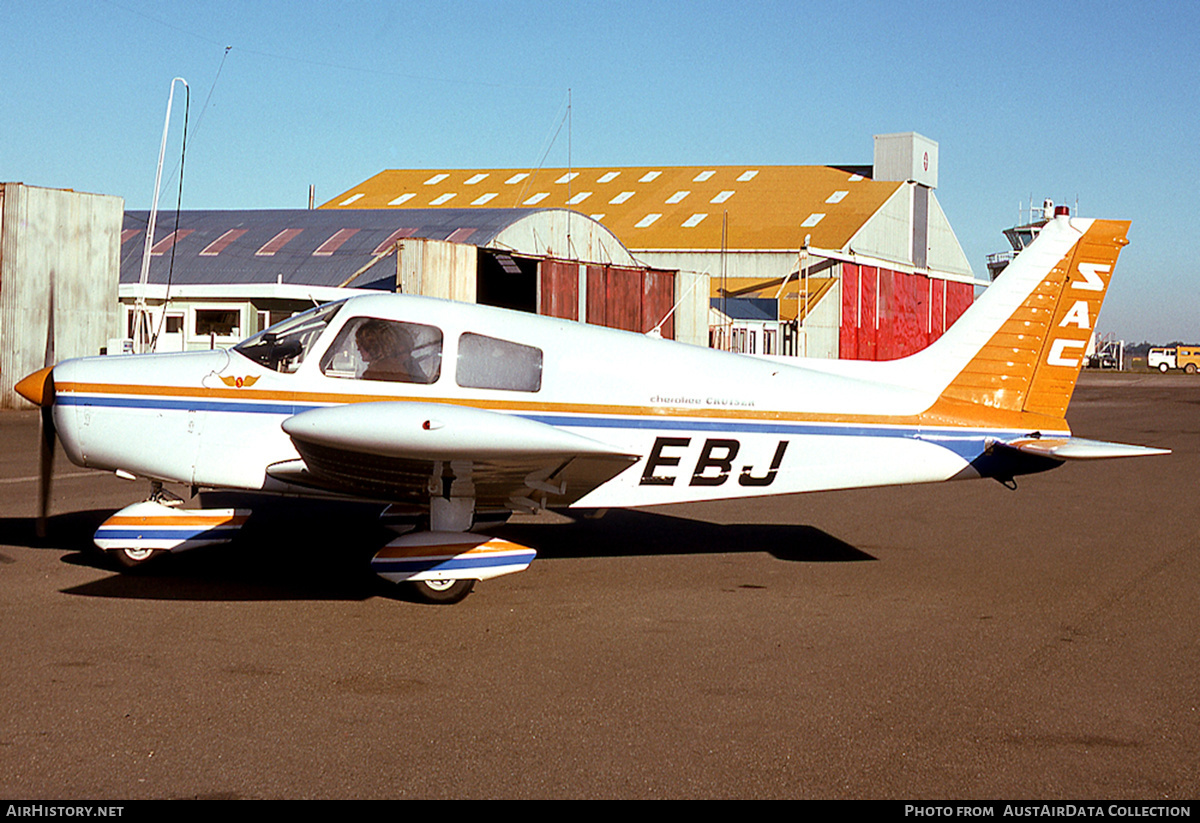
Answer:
(57, 394, 312, 416)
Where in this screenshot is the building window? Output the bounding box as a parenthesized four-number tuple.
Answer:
(194, 309, 240, 338)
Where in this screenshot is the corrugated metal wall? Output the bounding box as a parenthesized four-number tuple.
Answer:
(1, 184, 122, 408)
(539, 260, 580, 321)
(925, 194, 973, 277)
(839, 262, 973, 361)
(799, 278, 841, 359)
(640, 268, 675, 338)
(585, 264, 675, 339)
(912, 185, 929, 270)
(396, 237, 477, 302)
(671, 270, 710, 348)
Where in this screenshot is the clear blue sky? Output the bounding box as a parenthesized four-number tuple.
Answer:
(4, 0, 1197, 342)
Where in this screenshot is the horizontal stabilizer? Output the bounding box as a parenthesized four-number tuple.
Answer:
(1000, 437, 1170, 461)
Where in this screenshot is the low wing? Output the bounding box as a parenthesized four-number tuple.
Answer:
(1000, 436, 1171, 460)
(269, 401, 638, 509)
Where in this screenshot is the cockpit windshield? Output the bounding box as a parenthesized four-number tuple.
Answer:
(233, 300, 345, 373)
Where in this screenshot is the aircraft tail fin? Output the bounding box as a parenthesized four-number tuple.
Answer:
(910, 213, 1131, 423)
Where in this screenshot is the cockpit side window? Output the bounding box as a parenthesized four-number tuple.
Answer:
(319, 317, 443, 384)
(233, 301, 344, 373)
(456, 332, 543, 392)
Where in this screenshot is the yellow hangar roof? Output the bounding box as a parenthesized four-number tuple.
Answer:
(323, 166, 904, 252)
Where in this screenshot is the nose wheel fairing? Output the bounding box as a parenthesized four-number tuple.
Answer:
(93, 500, 250, 561)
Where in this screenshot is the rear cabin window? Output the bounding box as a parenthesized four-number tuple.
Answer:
(456, 333, 543, 392)
(319, 317, 443, 384)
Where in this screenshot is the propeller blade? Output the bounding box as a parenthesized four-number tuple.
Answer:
(37, 404, 55, 539)
(44, 270, 55, 368)
(36, 269, 56, 539)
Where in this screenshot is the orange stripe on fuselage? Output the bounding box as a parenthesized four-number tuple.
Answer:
(53, 378, 1061, 435)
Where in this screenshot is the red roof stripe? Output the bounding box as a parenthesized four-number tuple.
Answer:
(312, 228, 360, 256)
(256, 229, 303, 256)
(371, 228, 419, 255)
(199, 228, 248, 256)
(149, 229, 194, 255)
(446, 227, 478, 243)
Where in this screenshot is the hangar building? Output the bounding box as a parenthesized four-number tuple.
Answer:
(119, 207, 704, 351)
(323, 132, 981, 360)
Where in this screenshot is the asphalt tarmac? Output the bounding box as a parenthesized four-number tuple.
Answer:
(1, 372, 1196, 800)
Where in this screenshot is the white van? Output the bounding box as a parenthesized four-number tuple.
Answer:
(1148, 348, 1176, 372)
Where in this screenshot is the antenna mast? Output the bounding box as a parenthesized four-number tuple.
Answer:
(134, 77, 189, 354)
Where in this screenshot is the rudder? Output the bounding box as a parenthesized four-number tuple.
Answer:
(1021, 218, 1129, 417)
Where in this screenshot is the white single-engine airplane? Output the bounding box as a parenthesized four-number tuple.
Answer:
(17, 211, 1168, 602)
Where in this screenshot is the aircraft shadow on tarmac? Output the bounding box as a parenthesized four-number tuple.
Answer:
(493, 509, 872, 563)
(0, 503, 873, 603)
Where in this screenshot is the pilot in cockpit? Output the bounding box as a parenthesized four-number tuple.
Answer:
(355, 319, 419, 382)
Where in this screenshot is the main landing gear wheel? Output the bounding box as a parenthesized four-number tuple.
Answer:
(408, 578, 476, 604)
(108, 546, 164, 570)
